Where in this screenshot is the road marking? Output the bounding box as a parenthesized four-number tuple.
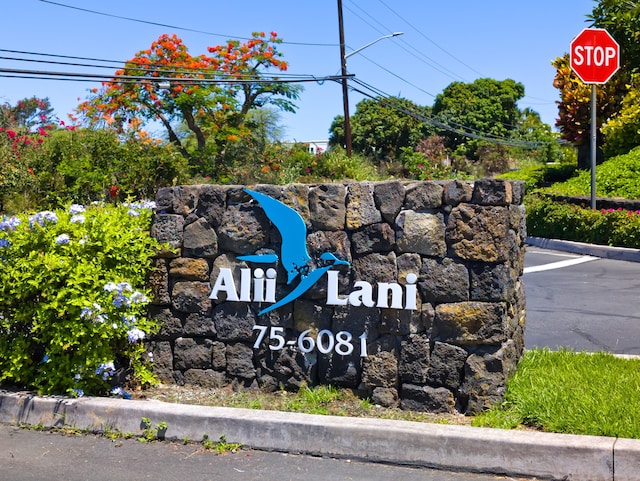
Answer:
(524, 255, 598, 274)
(526, 249, 585, 258)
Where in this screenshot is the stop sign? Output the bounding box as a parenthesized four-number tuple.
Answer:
(570, 28, 620, 84)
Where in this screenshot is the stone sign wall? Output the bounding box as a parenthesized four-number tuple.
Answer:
(147, 179, 526, 414)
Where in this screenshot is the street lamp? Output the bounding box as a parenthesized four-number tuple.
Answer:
(345, 32, 404, 59)
(338, 0, 403, 156)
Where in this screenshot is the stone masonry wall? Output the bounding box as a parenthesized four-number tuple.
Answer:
(147, 179, 527, 414)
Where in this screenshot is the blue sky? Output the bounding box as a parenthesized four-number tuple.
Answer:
(0, 0, 597, 142)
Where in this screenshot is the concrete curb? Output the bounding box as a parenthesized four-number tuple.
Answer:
(526, 236, 640, 263)
(2, 390, 638, 480)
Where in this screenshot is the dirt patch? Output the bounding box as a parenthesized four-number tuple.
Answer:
(141, 383, 474, 426)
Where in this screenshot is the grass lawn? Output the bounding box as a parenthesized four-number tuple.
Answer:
(473, 348, 640, 439)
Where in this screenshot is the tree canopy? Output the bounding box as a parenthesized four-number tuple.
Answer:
(328, 96, 434, 159)
(432, 78, 525, 159)
(76, 32, 301, 175)
(0, 97, 54, 131)
(328, 77, 555, 171)
(588, 0, 640, 75)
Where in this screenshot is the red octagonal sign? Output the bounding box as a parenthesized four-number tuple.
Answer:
(570, 28, 620, 84)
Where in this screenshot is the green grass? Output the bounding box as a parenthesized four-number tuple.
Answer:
(473, 349, 640, 439)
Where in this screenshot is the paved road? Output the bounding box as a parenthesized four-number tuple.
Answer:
(0, 424, 533, 481)
(524, 247, 640, 354)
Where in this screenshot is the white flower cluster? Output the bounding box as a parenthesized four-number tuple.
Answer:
(0, 216, 20, 232)
(29, 211, 58, 228)
(69, 204, 86, 224)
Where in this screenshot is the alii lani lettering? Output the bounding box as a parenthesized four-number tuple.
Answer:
(209, 268, 418, 311)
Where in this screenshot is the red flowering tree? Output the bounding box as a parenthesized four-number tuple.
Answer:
(552, 54, 622, 169)
(0, 97, 58, 212)
(76, 32, 301, 175)
(0, 97, 55, 132)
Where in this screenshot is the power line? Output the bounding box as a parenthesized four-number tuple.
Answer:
(0, 50, 321, 80)
(0, 55, 122, 72)
(37, 0, 338, 48)
(1, 59, 545, 148)
(348, 65, 534, 133)
(0, 73, 140, 84)
(375, 0, 484, 78)
(368, 0, 562, 111)
(344, 1, 557, 125)
(346, 0, 465, 81)
(354, 52, 436, 98)
(0, 48, 122, 68)
(0, 66, 348, 85)
(1, 65, 539, 147)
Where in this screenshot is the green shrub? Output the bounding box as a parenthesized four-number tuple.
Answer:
(543, 163, 578, 184)
(222, 144, 381, 185)
(526, 194, 640, 248)
(498, 165, 547, 190)
(28, 128, 188, 211)
(307, 147, 381, 181)
(400, 148, 456, 180)
(498, 162, 577, 192)
(0, 203, 160, 396)
(544, 146, 640, 199)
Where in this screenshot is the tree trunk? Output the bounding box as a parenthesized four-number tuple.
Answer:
(183, 110, 206, 152)
(155, 110, 190, 160)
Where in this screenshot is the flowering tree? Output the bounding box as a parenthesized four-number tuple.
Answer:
(0, 97, 54, 132)
(76, 32, 301, 174)
(0, 98, 59, 212)
(552, 54, 620, 168)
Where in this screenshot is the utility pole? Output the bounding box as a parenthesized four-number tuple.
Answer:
(337, 0, 352, 157)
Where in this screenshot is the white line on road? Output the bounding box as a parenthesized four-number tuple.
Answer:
(524, 255, 599, 274)
(526, 249, 585, 258)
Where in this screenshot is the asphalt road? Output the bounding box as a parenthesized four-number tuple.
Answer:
(0, 424, 533, 481)
(524, 247, 640, 354)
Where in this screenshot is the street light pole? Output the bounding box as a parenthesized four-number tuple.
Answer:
(345, 32, 405, 59)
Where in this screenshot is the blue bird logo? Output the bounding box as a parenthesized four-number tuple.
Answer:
(238, 188, 350, 315)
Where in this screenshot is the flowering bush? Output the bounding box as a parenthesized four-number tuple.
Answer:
(0, 202, 160, 396)
(526, 195, 640, 248)
(0, 126, 41, 211)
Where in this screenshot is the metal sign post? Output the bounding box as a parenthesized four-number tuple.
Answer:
(590, 85, 597, 209)
(569, 28, 620, 209)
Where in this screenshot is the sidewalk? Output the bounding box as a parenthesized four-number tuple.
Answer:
(1, 389, 639, 481)
(526, 236, 640, 263)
